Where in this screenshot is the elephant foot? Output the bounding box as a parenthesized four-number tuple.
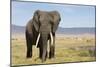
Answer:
(49, 49, 55, 59)
(26, 48, 32, 58)
(49, 52, 55, 59)
(49, 50, 55, 59)
(26, 53, 32, 58)
(39, 56, 42, 59)
(26, 55, 32, 58)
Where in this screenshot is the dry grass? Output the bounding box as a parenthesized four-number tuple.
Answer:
(11, 34, 96, 66)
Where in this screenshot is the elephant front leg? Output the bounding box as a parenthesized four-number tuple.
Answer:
(26, 44, 32, 58)
(49, 35, 55, 58)
(26, 32, 33, 58)
(39, 46, 42, 59)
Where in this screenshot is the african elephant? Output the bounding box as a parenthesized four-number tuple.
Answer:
(25, 10, 61, 62)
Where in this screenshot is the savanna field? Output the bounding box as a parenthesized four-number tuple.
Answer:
(11, 34, 96, 66)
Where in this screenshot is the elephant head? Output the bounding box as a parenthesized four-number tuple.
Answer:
(26, 10, 61, 62)
(33, 10, 61, 46)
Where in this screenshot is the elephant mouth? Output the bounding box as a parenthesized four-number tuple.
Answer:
(35, 32, 53, 47)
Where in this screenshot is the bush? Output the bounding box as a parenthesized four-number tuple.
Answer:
(78, 51, 90, 57)
(78, 49, 96, 57)
(88, 49, 96, 57)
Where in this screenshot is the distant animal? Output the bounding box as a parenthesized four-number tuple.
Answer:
(25, 10, 61, 62)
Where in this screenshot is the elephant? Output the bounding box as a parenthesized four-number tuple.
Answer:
(25, 10, 61, 62)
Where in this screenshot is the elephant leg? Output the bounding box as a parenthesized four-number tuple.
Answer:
(26, 44, 32, 58)
(49, 35, 55, 58)
(26, 33, 33, 58)
(39, 46, 42, 59)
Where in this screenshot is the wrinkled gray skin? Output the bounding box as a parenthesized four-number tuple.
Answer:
(25, 10, 61, 62)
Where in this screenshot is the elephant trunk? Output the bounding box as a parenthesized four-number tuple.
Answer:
(35, 32, 53, 62)
(36, 33, 40, 47)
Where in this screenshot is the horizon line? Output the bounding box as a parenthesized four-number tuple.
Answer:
(12, 24, 95, 28)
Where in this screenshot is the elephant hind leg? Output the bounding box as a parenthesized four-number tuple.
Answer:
(49, 35, 55, 59)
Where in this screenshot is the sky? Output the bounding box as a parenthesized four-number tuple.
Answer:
(12, 1, 95, 28)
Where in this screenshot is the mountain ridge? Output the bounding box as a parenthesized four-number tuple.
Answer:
(11, 24, 95, 35)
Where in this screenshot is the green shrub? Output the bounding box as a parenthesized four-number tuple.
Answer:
(78, 51, 90, 57)
(88, 49, 96, 57)
(78, 49, 96, 57)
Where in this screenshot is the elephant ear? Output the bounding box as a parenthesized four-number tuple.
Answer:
(32, 10, 40, 32)
(50, 11, 61, 33)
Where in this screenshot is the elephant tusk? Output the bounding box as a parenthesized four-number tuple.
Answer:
(36, 33, 40, 47)
(50, 32, 53, 45)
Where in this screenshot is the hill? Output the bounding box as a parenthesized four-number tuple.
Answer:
(11, 24, 95, 35)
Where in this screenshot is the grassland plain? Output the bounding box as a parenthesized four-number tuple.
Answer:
(11, 34, 96, 66)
